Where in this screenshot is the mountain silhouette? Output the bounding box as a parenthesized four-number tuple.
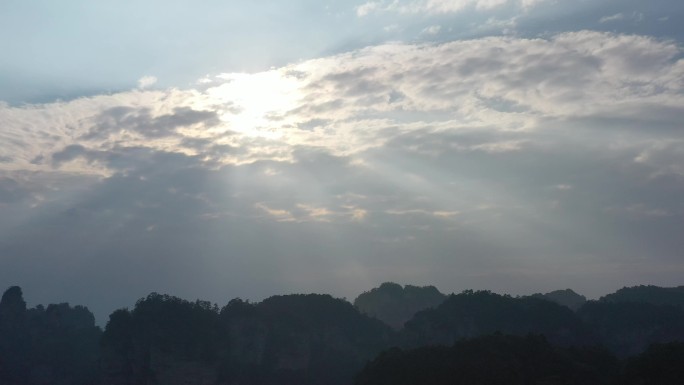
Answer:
(530, 289, 587, 311)
(2, 284, 684, 384)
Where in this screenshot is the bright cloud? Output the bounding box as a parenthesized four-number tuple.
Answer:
(2, 31, 682, 178)
(137, 76, 158, 89)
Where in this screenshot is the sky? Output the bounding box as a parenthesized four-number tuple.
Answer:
(1, 0, 684, 324)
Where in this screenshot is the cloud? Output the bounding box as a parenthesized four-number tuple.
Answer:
(357, 1, 381, 16)
(356, 0, 546, 16)
(519, 0, 545, 9)
(600, 12, 626, 23)
(599, 12, 644, 24)
(633, 141, 684, 177)
(137, 76, 158, 89)
(421, 25, 442, 35)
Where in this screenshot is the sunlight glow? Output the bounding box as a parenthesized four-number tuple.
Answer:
(207, 70, 303, 138)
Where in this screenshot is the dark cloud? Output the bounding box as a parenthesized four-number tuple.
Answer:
(81, 106, 220, 140)
(51, 144, 88, 166)
(180, 137, 243, 160)
(317, 67, 390, 98)
(296, 119, 331, 131)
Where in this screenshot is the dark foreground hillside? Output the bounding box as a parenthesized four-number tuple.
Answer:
(356, 334, 620, 385)
(578, 300, 684, 357)
(356, 335, 684, 385)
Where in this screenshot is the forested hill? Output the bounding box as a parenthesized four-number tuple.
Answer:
(353, 282, 446, 330)
(401, 290, 593, 348)
(2, 284, 684, 384)
(599, 285, 684, 308)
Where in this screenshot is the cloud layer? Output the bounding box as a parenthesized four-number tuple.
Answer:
(1, 30, 683, 321)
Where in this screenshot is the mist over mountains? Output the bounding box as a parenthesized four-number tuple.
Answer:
(1, 283, 684, 384)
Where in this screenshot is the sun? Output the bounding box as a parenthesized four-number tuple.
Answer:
(207, 70, 303, 138)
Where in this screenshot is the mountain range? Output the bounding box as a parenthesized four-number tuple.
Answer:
(2, 283, 684, 384)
